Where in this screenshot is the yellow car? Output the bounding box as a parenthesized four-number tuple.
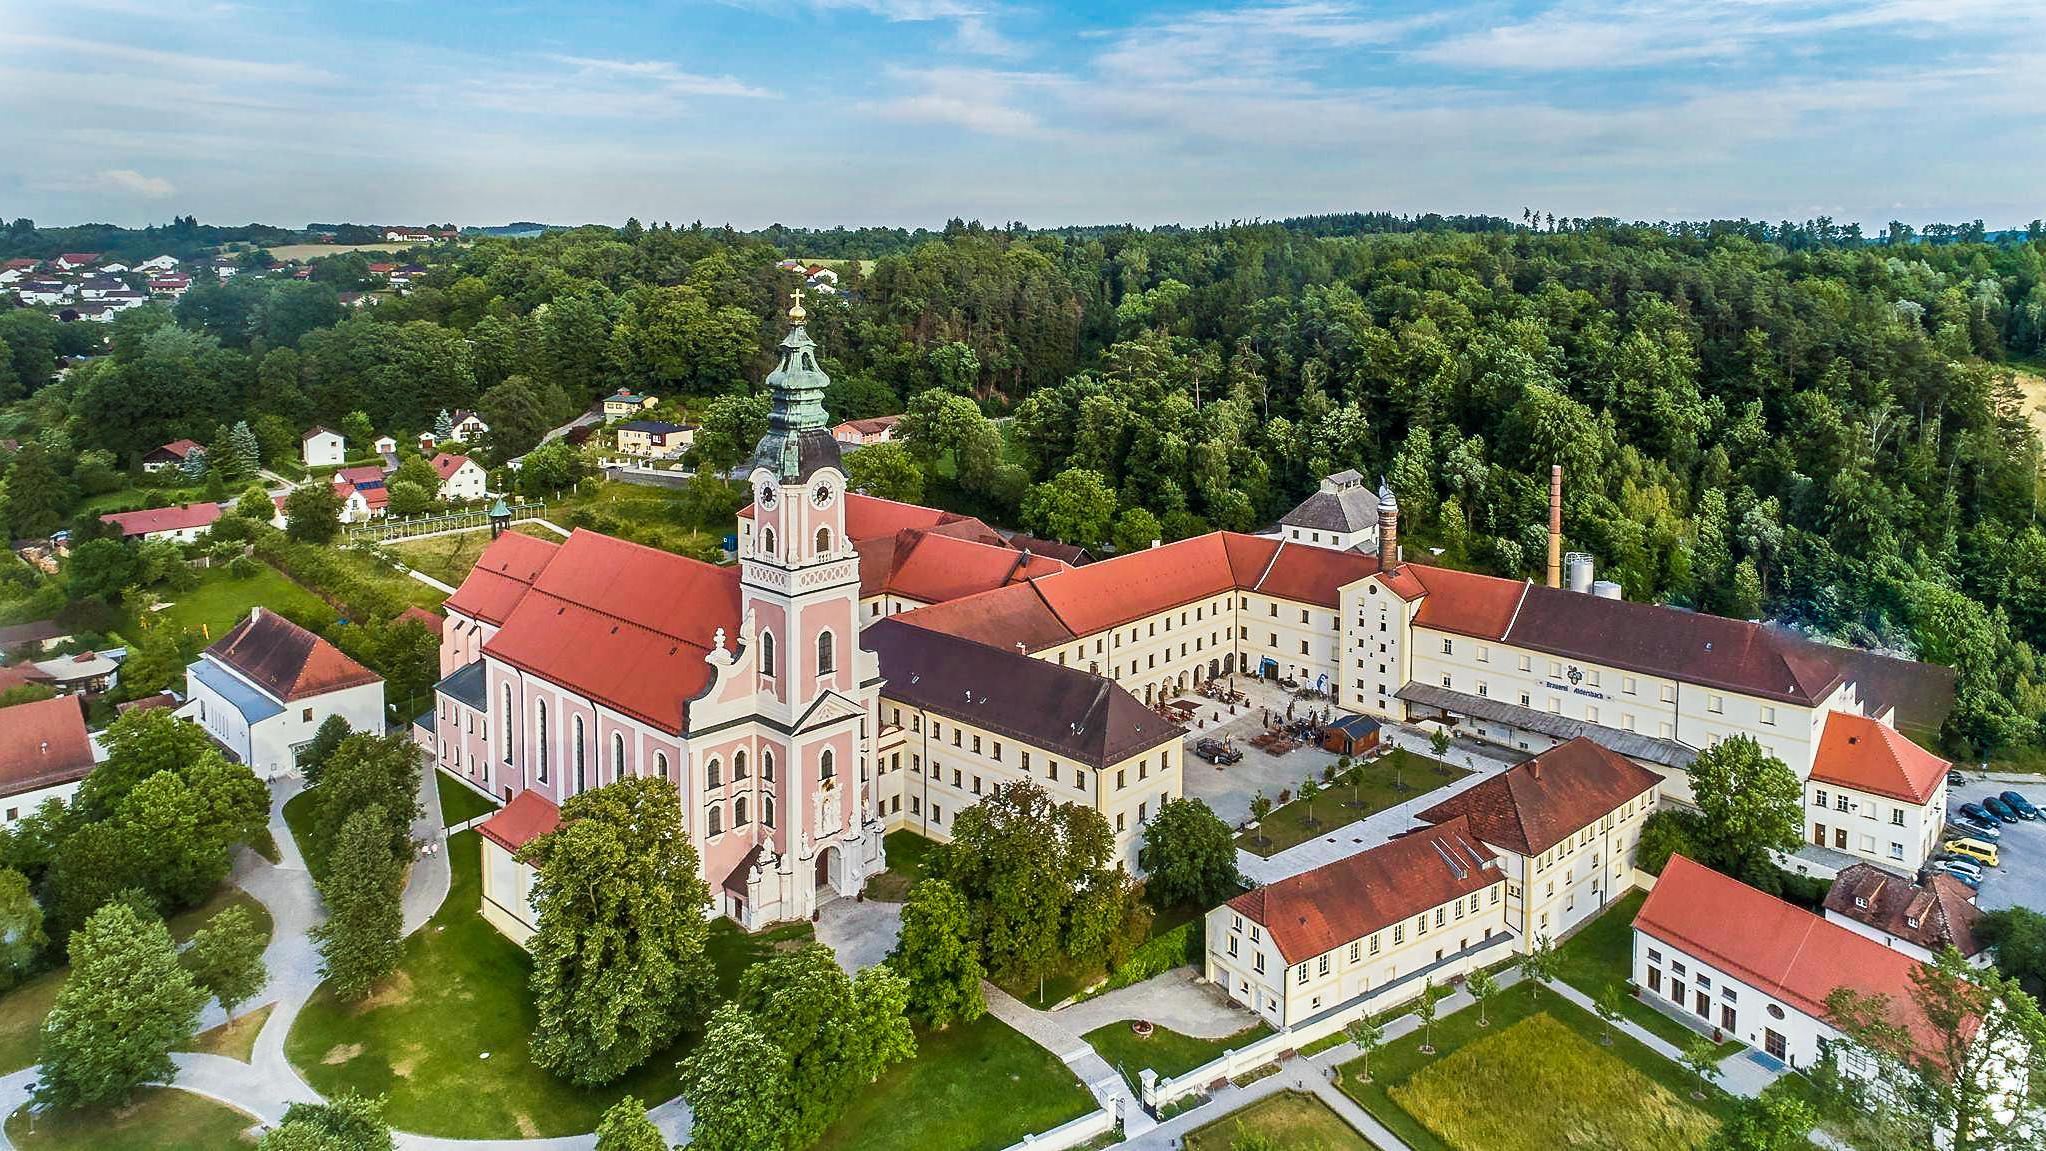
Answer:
(1943, 838, 1999, 868)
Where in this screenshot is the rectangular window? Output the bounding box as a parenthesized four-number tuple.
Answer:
(1707, 694, 1725, 714)
(1317, 955, 1330, 976)
(1441, 638, 1453, 655)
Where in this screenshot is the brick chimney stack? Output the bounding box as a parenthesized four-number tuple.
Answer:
(1546, 464, 1564, 589)
(1376, 477, 1399, 571)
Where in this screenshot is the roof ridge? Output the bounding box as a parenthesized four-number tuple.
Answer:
(1250, 538, 1287, 593)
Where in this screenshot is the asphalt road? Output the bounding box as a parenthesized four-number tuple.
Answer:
(1944, 778, 2046, 913)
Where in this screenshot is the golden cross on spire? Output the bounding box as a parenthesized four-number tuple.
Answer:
(789, 285, 807, 324)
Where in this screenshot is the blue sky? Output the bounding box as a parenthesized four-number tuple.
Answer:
(2, 0, 2041, 230)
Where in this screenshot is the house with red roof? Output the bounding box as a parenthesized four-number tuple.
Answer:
(1207, 816, 1511, 1028)
(99, 501, 224, 542)
(142, 438, 205, 473)
(1805, 711, 1951, 874)
(182, 608, 384, 778)
(0, 694, 102, 825)
(53, 253, 101, 271)
(428, 452, 486, 502)
(830, 413, 901, 446)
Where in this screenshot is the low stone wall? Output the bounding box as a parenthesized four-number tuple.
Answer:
(998, 1106, 1115, 1151)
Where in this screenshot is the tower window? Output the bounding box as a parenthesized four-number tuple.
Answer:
(761, 526, 776, 557)
(821, 748, 836, 781)
(760, 631, 777, 678)
(734, 750, 749, 779)
(816, 526, 832, 555)
(818, 630, 835, 675)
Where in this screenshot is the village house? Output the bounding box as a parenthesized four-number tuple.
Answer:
(302, 426, 346, 468)
(0, 620, 71, 654)
(53, 253, 100, 271)
(99, 502, 224, 542)
(1822, 863, 1989, 966)
(372, 435, 398, 455)
(15, 281, 71, 306)
(134, 255, 181, 274)
(1274, 470, 1385, 553)
(430, 452, 487, 502)
(31, 649, 122, 697)
(332, 466, 389, 521)
(147, 275, 191, 299)
(1416, 736, 1662, 942)
(77, 275, 126, 300)
(449, 410, 490, 442)
(1804, 711, 1950, 875)
(601, 388, 659, 419)
(142, 438, 205, 473)
(0, 695, 103, 825)
(182, 609, 385, 778)
(613, 419, 695, 458)
(830, 414, 902, 446)
(1207, 817, 1511, 1029)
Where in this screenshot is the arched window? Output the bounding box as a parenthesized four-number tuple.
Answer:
(815, 526, 831, 555)
(535, 700, 549, 782)
(654, 751, 669, 781)
(611, 732, 626, 779)
(708, 806, 723, 836)
(762, 748, 776, 782)
(817, 630, 835, 675)
(763, 794, 776, 828)
(735, 796, 749, 826)
(707, 757, 722, 788)
(761, 526, 776, 557)
(573, 716, 587, 793)
(820, 748, 836, 782)
(501, 683, 514, 765)
(734, 750, 749, 780)
(760, 631, 777, 678)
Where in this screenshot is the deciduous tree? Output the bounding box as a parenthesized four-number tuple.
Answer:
(259, 1093, 394, 1151)
(1688, 736, 1802, 879)
(310, 805, 404, 1000)
(681, 1003, 792, 1151)
(185, 903, 269, 1018)
(35, 901, 205, 1108)
(890, 878, 985, 1029)
(1138, 797, 1238, 909)
(593, 1096, 666, 1151)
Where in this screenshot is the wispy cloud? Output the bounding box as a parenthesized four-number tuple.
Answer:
(99, 169, 178, 198)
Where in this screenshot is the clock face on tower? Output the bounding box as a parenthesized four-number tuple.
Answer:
(811, 479, 835, 508)
(757, 482, 778, 509)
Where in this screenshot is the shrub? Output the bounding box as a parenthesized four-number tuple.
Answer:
(1099, 916, 1204, 995)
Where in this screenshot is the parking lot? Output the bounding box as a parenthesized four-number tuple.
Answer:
(1944, 778, 2046, 912)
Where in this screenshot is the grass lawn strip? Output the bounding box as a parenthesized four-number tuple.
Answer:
(285, 829, 815, 1138)
(1084, 1021, 1273, 1094)
(5, 1087, 259, 1150)
(813, 1013, 1096, 1151)
(0, 885, 272, 1075)
(1390, 1013, 1717, 1151)
(862, 828, 936, 901)
(434, 769, 500, 827)
(1553, 889, 1743, 1057)
(133, 564, 335, 645)
(1184, 1089, 1377, 1151)
(180, 1003, 276, 1062)
(1337, 984, 1734, 1151)
(382, 531, 496, 587)
(1238, 750, 1470, 857)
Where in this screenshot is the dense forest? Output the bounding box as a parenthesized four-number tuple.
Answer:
(4, 215, 2046, 759)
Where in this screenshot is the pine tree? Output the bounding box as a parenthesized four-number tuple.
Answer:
(434, 409, 454, 441)
(310, 806, 405, 1001)
(230, 420, 262, 473)
(35, 901, 206, 1108)
(178, 445, 208, 481)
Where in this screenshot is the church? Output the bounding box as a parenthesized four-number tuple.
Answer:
(436, 298, 1956, 945)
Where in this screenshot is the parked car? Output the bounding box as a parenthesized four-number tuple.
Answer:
(1984, 796, 2022, 824)
(2000, 790, 2039, 820)
(1949, 815, 2003, 841)
(1960, 801, 1996, 825)
(1927, 861, 1984, 889)
(1928, 853, 1984, 879)
(1193, 738, 1242, 765)
(1943, 838, 2000, 867)
(1951, 769, 1973, 786)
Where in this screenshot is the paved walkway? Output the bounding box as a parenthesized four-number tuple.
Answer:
(815, 897, 902, 974)
(985, 983, 1158, 1138)
(407, 568, 459, 596)
(1052, 968, 1259, 1040)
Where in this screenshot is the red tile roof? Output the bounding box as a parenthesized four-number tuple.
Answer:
(100, 502, 224, 537)
(0, 695, 96, 800)
(397, 606, 444, 634)
(740, 492, 1002, 547)
(429, 452, 472, 480)
(1809, 712, 1949, 805)
(480, 530, 741, 733)
(1417, 737, 1661, 856)
(1405, 565, 1526, 635)
(478, 788, 558, 852)
(335, 465, 386, 486)
(206, 609, 381, 702)
(1254, 542, 1381, 608)
(1227, 816, 1501, 965)
(152, 438, 204, 460)
(891, 582, 1078, 653)
(858, 529, 1068, 602)
(1635, 855, 1940, 1050)
(444, 531, 560, 626)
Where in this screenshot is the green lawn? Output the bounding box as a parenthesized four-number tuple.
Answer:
(281, 787, 321, 875)
(384, 531, 497, 587)
(180, 1003, 274, 1062)
(1240, 750, 1470, 857)
(1337, 984, 1736, 1151)
(285, 830, 813, 1138)
(0, 886, 272, 1075)
(434, 770, 500, 827)
(1553, 890, 1743, 1057)
(1084, 1021, 1272, 1093)
(132, 564, 336, 646)
(6, 1087, 257, 1151)
(813, 1013, 1096, 1151)
(542, 481, 723, 561)
(862, 828, 939, 901)
(1389, 1013, 1718, 1151)
(329, 547, 445, 611)
(1185, 1090, 1377, 1151)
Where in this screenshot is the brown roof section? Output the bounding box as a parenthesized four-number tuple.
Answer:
(397, 606, 444, 634)
(478, 788, 557, 852)
(891, 582, 1078, 653)
(1823, 863, 1984, 958)
(0, 695, 97, 800)
(1417, 737, 1661, 856)
(444, 531, 560, 626)
(864, 617, 1180, 768)
(858, 529, 1069, 603)
(1255, 542, 1381, 608)
(1003, 534, 1091, 566)
(1809, 712, 1949, 805)
(1228, 816, 1501, 965)
(206, 609, 381, 702)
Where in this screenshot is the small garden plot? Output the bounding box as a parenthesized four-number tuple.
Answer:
(1389, 1013, 1718, 1151)
(1238, 749, 1469, 857)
